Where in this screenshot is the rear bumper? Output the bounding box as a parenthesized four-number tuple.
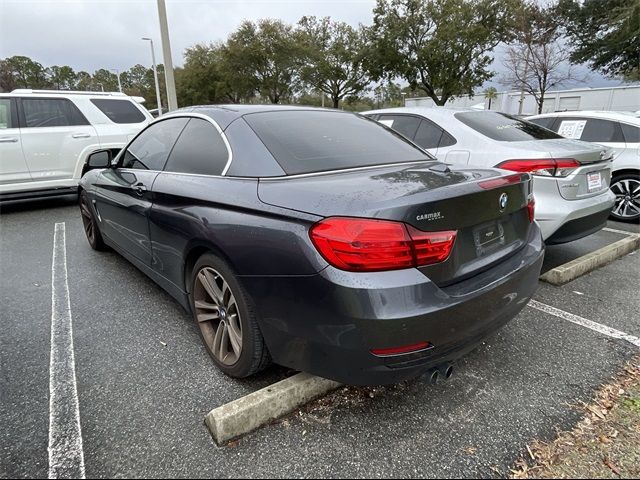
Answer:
(546, 207, 612, 245)
(241, 224, 545, 386)
(535, 186, 614, 242)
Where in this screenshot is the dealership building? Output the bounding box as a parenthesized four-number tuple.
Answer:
(405, 84, 640, 115)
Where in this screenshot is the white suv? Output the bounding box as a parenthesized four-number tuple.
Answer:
(0, 90, 152, 202)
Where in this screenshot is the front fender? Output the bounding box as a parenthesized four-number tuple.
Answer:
(73, 143, 126, 179)
(78, 168, 103, 193)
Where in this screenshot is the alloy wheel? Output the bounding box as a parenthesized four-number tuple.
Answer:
(193, 267, 243, 366)
(80, 197, 95, 244)
(611, 178, 640, 219)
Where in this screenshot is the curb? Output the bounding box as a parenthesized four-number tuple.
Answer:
(540, 233, 640, 285)
(205, 372, 341, 445)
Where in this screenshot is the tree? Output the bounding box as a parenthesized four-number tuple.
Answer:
(92, 69, 118, 92)
(122, 64, 150, 92)
(176, 44, 222, 105)
(558, 0, 640, 78)
(47, 65, 77, 90)
(0, 60, 17, 92)
(373, 81, 406, 108)
(483, 86, 498, 110)
(225, 19, 304, 103)
(298, 16, 370, 108)
(368, 0, 517, 106)
(154, 64, 168, 109)
(501, 1, 583, 114)
(1, 55, 49, 89)
(177, 43, 254, 106)
(623, 68, 640, 83)
(296, 90, 325, 107)
(341, 95, 376, 112)
(75, 71, 94, 91)
(120, 64, 158, 107)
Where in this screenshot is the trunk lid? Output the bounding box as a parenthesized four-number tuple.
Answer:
(259, 163, 534, 285)
(507, 138, 612, 165)
(502, 139, 614, 200)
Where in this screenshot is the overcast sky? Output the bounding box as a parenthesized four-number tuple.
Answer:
(0, 0, 620, 88)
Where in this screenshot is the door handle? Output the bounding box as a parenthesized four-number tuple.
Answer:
(72, 133, 91, 139)
(0, 137, 18, 143)
(133, 182, 147, 195)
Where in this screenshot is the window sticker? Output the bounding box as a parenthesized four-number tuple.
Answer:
(558, 120, 587, 139)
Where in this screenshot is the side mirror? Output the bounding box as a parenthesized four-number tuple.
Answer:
(87, 150, 113, 169)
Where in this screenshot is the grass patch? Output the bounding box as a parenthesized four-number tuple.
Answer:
(511, 357, 640, 479)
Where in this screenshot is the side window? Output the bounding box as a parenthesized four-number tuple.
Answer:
(164, 118, 229, 176)
(121, 118, 189, 171)
(528, 117, 557, 130)
(21, 98, 89, 128)
(378, 115, 421, 140)
(414, 119, 444, 149)
(620, 123, 640, 143)
(581, 119, 624, 142)
(90, 99, 147, 124)
(561, 118, 624, 143)
(438, 130, 457, 148)
(0, 99, 12, 129)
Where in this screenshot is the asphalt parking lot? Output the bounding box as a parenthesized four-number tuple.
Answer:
(1, 197, 639, 479)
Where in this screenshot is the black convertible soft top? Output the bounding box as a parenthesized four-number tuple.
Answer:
(175, 104, 337, 130)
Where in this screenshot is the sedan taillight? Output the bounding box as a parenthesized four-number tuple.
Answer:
(309, 217, 457, 272)
(497, 158, 580, 177)
(527, 195, 535, 223)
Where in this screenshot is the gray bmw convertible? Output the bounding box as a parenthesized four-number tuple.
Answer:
(79, 105, 544, 386)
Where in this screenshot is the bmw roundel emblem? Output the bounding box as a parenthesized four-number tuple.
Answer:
(499, 193, 508, 211)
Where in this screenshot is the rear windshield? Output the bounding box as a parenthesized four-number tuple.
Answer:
(527, 117, 557, 130)
(455, 111, 563, 141)
(90, 99, 147, 124)
(243, 110, 431, 175)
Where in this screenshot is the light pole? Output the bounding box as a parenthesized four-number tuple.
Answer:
(156, 0, 178, 111)
(142, 37, 163, 116)
(401, 92, 407, 106)
(111, 69, 123, 92)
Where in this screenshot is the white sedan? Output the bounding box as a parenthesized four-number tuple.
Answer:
(527, 110, 640, 222)
(364, 107, 615, 244)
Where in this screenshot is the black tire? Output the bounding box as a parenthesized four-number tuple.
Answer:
(79, 191, 107, 250)
(189, 253, 271, 378)
(610, 172, 640, 223)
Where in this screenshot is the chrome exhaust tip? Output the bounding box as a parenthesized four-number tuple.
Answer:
(441, 364, 454, 380)
(426, 368, 439, 385)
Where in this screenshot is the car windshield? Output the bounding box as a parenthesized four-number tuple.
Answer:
(243, 110, 432, 175)
(455, 111, 563, 142)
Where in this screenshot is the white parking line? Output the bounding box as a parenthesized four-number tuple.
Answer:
(48, 223, 86, 479)
(529, 299, 640, 348)
(603, 227, 638, 236)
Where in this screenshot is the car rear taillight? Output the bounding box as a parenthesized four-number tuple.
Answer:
(497, 158, 580, 177)
(527, 196, 535, 223)
(478, 173, 524, 189)
(406, 226, 457, 266)
(309, 217, 457, 272)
